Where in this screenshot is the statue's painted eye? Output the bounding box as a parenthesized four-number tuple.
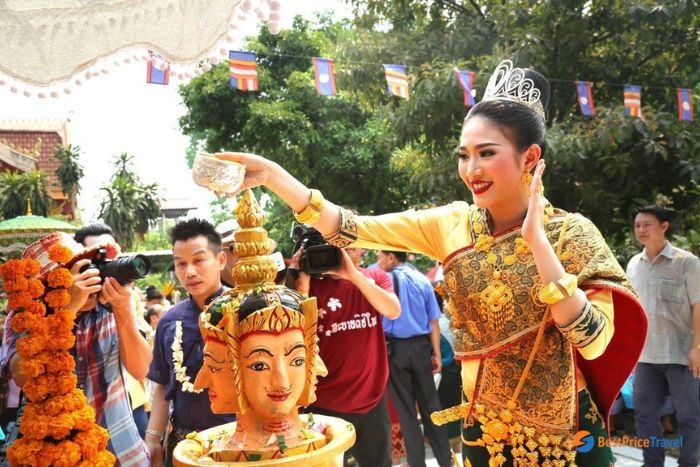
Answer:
(290, 357, 305, 367)
(208, 365, 222, 373)
(246, 362, 270, 372)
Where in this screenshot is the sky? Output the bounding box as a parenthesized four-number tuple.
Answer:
(0, 0, 352, 223)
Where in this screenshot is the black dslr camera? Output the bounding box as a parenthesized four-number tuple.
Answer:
(290, 223, 342, 275)
(80, 247, 151, 285)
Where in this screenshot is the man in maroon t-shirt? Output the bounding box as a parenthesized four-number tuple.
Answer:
(291, 246, 400, 467)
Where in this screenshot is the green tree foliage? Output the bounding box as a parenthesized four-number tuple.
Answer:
(98, 153, 161, 249)
(0, 171, 53, 219)
(179, 2, 700, 260)
(343, 0, 700, 259)
(178, 17, 419, 255)
(52, 144, 84, 218)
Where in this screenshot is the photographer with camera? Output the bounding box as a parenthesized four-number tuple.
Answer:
(288, 225, 400, 467)
(0, 223, 151, 466)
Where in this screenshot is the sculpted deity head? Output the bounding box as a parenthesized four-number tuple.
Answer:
(196, 190, 324, 420)
(194, 300, 237, 413)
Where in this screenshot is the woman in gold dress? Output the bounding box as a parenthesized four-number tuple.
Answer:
(215, 60, 647, 466)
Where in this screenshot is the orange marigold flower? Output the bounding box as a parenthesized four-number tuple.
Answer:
(26, 278, 45, 298)
(94, 450, 117, 466)
(3, 277, 28, 293)
(26, 301, 47, 316)
(45, 288, 71, 308)
(52, 440, 83, 467)
(19, 355, 46, 379)
(47, 333, 76, 352)
(0, 259, 24, 281)
(72, 405, 98, 432)
(8, 292, 33, 310)
(23, 259, 41, 277)
(16, 336, 46, 358)
(47, 267, 73, 288)
(22, 372, 76, 402)
(45, 352, 76, 374)
(48, 244, 73, 264)
(11, 312, 45, 334)
(7, 438, 47, 467)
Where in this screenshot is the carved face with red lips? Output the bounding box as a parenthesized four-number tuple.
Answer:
(239, 328, 307, 418)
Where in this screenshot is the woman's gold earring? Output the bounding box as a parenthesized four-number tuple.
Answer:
(522, 172, 533, 199)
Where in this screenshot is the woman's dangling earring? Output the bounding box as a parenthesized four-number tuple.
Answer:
(522, 172, 533, 200)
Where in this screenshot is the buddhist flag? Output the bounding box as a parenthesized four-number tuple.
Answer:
(575, 81, 595, 116)
(454, 68, 475, 107)
(624, 85, 642, 118)
(383, 64, 409, 99)
(677, 88, 694, 122)
(312, 58, 337, 96)
(229, 51, 258, 91)
(146, 50, 169, 85)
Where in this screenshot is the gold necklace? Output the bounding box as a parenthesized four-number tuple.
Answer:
(471, 208, 530, 330)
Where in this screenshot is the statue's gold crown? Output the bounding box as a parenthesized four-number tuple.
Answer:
(232, 190, 278, 292)
(482, 60, 545, 120)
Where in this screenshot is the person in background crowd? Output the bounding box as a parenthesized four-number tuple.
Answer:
(2, 222, 151, 465)
(377, 250, 452, 467)
(146, 218, 235, 466)
(627, 205, 700, 467)
(290, 245, 400, 466)
(146, 304, 165, 332)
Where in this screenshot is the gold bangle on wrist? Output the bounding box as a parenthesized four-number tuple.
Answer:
(539, 273, 578, 305)
(294, 189, 325, 225)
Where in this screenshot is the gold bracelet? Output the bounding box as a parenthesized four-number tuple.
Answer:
(294, 189, 324, 225)
(538, 273, 578, 305)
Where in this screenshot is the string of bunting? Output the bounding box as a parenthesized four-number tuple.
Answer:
(146, 49, 696, 122)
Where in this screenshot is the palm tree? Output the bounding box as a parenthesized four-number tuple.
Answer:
(98, 153, 161, 249)
(0, 171, 52, 219)
(22, 171, 52, 216)
(0, 171, 27, 219)
(53, 144, 84, 218)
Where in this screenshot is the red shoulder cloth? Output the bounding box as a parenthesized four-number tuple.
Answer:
(576, 285, 647, 431)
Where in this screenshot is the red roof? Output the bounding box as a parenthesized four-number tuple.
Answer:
(0, 130, 64, 193)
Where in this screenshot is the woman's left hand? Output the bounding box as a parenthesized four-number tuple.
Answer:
(521, 160, 548, 246)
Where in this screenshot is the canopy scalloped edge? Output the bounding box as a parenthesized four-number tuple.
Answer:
(0, 0, 285, 97)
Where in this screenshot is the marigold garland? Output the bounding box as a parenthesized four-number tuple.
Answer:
(0, 253, 116, 466)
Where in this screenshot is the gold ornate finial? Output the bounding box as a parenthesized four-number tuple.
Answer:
(232, 190, 278, 292)
(26, 198, 33, 216)
(32, 138, 43, 157)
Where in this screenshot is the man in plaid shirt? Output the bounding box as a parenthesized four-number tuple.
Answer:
(627, 205, 700, 467)
(1, 223, 152, 466)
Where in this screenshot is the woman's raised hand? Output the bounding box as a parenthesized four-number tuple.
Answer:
(214, 152, 275, 195)
(521, 159, 548, 246)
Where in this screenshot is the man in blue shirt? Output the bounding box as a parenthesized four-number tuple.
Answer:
(145, 219, 235, 466)
(377, 250, 451, 467)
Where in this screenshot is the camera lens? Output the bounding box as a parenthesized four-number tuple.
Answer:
(100, 254, 151, 285)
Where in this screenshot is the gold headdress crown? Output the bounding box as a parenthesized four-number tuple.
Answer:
(482, 60, 545, 120)
(201, 189, 321, 414)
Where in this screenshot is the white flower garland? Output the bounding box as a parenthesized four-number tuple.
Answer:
(172, 320, 202, 393)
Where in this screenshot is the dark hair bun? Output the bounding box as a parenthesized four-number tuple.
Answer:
(523, 68, 550, 110)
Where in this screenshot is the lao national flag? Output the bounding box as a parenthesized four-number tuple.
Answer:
(383, 64, 409, 99)
(575, 81, 595, 116)
(624, 85, 642, 118)
(312, 58, 337, 96)
(146, 50, 169, 85)
(677, 88, 694, 122)
(454, 68, 475, 107)
(229, 51, 258, 91)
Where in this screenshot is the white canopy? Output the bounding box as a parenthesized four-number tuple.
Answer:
(0, 0, 282, 89)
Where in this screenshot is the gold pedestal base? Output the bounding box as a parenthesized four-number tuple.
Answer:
(173, 415, 356, 467)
